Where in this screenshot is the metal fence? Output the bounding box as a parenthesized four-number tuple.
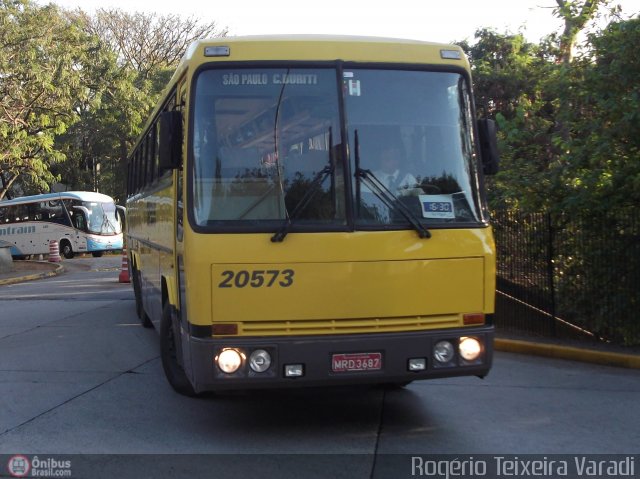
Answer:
(492, 209, 640, 346)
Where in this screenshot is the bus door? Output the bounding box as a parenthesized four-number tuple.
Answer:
(175, 79, 194, 378)
(72, 210, 87, 244)
(68, 203, 90, 253)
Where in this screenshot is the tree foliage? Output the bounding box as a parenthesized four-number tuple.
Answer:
(558, 18, 640, 211)
(461, 3, 638, 215)
(54, 7, 226, 203)
(0, 0, 225, 201)
(0, 0, 98, 199)
(87, 9, 227, 81)
(461, 30, 558, 210)
(555, 0, 608, 64)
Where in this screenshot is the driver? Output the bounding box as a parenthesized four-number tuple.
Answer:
(372, 145, 418, 193)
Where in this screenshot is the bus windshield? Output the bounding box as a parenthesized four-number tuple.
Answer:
(192, 68, 345, 228)
(191, 67, 483, 231)
(82, 201, 121, 235)
(347, 69, 482, 226)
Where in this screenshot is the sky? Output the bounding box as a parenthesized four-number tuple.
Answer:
(48, 0, 637, 45)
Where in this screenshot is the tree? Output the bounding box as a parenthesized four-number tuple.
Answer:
(0, 0, 98, 199)
(54, 8, 227, 201)
(460, 1, 631, 213)
(554, 0, 610, 65)
(52, 55, 148, 202)
(460, 29, 558, 210)
(557, 17, 640, 211)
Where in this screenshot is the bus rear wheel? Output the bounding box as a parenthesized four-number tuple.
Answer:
(60, 240, 74, 259)
(91, 251, 104, 257)
(160, 303, 198, 397)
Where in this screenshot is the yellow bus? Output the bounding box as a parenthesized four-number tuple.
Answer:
(126, 35, 499, 396)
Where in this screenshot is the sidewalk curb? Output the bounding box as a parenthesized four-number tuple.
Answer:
(495, 338, 640, 369)
(0, 262, 65, 286)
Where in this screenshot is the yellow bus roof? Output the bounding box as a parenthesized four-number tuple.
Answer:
(182, 34, 468, 67)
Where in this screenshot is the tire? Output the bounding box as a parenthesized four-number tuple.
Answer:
(160, 302, 198, 397)
(132, 267, 152, 328)
(91, 251, 104, 258)
(60, 240, 74, 259)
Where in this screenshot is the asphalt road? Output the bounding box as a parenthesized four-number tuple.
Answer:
(0, 257, 639, 478)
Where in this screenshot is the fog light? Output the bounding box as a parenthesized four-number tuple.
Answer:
(459, 337, 482, 362)
(408, 358, 426, 371)
(433, 340, 455, 364)
(249, 349, 271, 373)
(284, 364, 304, 377)
(216, 348, 243, 374)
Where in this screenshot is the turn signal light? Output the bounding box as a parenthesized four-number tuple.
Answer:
(463, 313, 485, 326)
(212, 323, 238, 335)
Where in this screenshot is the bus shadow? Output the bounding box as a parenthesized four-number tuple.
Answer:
(190, 384, 435, 444)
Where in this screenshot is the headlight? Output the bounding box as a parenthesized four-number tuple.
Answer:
(216, 348, 243, 373)
(433, 340, 455, 364)
(249, 349, 271, 373)
(459, 337, 482, 362)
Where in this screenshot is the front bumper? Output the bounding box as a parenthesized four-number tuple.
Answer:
(86, 236, 123, 252)
(187, 326, 493, 392)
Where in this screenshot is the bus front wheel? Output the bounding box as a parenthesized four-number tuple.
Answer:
(160, 303, 198, 397)
(60, 240, 74, 259)
(132, 267, 152, 328)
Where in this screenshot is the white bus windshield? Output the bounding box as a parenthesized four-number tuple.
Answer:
(82, 201, 122, 235)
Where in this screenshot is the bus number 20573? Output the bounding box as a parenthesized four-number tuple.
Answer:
(218, 269, 295, 289)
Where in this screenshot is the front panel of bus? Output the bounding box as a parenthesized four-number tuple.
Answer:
(178, 42, 495, 391)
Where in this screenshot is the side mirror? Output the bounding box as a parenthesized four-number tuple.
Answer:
(159, 110, 183, 171)
(477, 118, 499, 175)
(116, 205, 126, 229)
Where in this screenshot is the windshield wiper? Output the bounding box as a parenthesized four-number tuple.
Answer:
(355, 168, 431, 238)
(271, 128, 335, 243)
(271, 161, 335, 243)
(354, 130, 430, 239)
(101, 213, 116, 234)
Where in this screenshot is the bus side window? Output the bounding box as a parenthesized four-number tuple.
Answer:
(47, 200, 71, 226)
(8, 205, 18, 222)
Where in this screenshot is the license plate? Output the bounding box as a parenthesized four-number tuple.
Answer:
(331, 352, 382, 372)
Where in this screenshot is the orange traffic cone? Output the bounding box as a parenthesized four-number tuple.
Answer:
(118, 247, 130, 283)
(48, 240, 61, 263)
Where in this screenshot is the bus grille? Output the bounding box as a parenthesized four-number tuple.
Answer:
(239, 315, 461, 336)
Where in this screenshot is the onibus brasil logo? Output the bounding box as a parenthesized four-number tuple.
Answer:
(7, 455, 72, 477)
(7, 455, 30, 477)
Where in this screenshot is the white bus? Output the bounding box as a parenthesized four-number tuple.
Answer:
(0, 191, 124, 258)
